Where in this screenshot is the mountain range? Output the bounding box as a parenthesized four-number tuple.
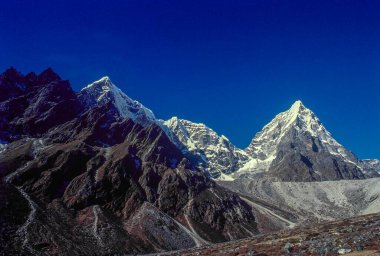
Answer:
(72, 73, 380, 181)
(0, 67, 379, 255)
(0, 68, 257, 255)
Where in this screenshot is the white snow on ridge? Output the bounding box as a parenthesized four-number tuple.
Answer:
(79, 77, 156, 126)
(77, 81, 378, 179)
(161, 117, 250, 178)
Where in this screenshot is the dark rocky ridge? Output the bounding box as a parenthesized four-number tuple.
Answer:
(0, 67, 82, 142)
(0, 68, 258, 255)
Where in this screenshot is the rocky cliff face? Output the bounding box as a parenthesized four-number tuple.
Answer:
(0, 69, 258, 255)
(238, 100, 371, 181)
(162, 117, 250, 179)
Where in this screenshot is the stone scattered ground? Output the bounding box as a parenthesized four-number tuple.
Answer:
(159, 212, 380, 256)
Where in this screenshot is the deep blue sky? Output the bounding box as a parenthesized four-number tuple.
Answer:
(0, 0, 379, 158)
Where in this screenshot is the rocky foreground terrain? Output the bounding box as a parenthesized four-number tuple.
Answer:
(161, 212, 380, 256)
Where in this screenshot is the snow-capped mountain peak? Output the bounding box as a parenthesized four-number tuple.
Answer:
(239, 100, 366, 181)
(78, 77, 156, 126)
(287, 100, 313, 122)
(287, 100, 323, 136)
(245, 100, 320, 157)
(81, 76, 112, 92)
(289, 99, 304, 112)
(262, 100, 321, 138)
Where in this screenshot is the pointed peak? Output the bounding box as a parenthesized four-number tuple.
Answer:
(289, 100, 305, 111)
(1, 67, 23, 81)
(97, 76, 111, 83)
(3, 66, 21, 76)
(92, 76, 113, 87)
(292, 100, 304, 107)
(38, 68, 61, 83)
(287, 100, 313, 118)
(78, 76, 156, 125)
(82, 76, 115, 91)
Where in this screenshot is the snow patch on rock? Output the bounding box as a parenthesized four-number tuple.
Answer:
(161, 117, 250, 178)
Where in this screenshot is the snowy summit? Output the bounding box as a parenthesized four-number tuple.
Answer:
(78, 76, 156, 126)
(237, 100, 368, 181)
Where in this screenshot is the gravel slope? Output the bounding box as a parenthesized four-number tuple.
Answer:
(220, 177, 380, 223)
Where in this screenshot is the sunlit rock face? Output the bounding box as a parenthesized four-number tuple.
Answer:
(162, 117, 250, 179)
(239, 100, 372, 181)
